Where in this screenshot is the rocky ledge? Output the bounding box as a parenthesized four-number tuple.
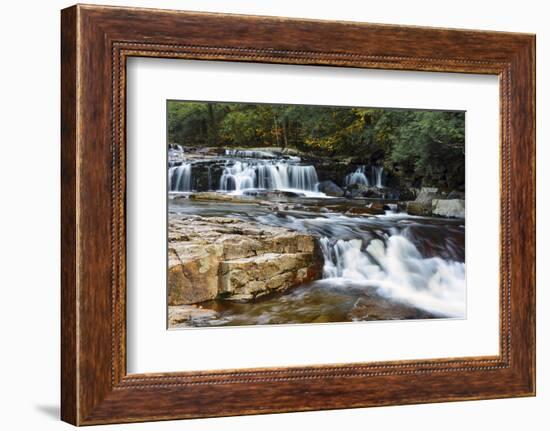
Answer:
(168, 215, 323, 305)
(404, 187, 465, 218)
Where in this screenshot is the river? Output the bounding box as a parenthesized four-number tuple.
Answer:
(168, 147, 466, 326)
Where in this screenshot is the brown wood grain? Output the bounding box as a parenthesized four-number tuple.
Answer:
(60, 4, 536, 425)
(60, 5, 78, 425)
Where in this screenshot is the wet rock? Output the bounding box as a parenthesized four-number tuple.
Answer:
(242, 189, 306, 199)
(347, 184, 384, 199)
(168, 216, 323, 305)
(347, 296, 441, 321)
(321, 203, 384, 215)
(432, 199, 465, 218)
(406, 201, 433, 216)
(345, 206, 385, 216)
(189, 192, 257, 204)
(168, 305, 219, 328)
(316, 180, 344, 197)
(405, 187, 447, 216)
(348, 298, 372, 321)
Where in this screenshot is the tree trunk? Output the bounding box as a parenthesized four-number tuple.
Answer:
(273, 115, 280, 147)
(281, 117, 288, 150)
(207, 104, 218, 146)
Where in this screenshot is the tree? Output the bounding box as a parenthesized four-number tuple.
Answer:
(167, 101, 465, 189)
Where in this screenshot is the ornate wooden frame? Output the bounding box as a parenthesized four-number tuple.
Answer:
(61, 4, 536, 425)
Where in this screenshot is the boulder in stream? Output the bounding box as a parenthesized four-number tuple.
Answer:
(168, 304, 220, 328)
(406, 201, 433, 216)
(432, 199, 465, 218)
(189, 192, 257, 204)
(316, 180, 344, 197)
(405, 187, 446, 216)
(347, 184, 384, 199)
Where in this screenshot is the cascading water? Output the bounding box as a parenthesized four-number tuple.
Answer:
(344, 165, 385, 187)
(219, 161, 256, 191)
(168, 145, 185, 167)
(345, 166, 369, 186)
(288, 165, 319, 190)
(168, 162, 192, 191)
(219, 160, 319, 193)
(319, 234, 465, 317)
(169, 193, 466, 324)
(373, 166, 384, 188)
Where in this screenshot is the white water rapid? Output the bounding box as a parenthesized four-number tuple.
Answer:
(319, 234, 465, 317)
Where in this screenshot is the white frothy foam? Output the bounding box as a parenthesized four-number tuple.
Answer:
(320, 234, 465, 317)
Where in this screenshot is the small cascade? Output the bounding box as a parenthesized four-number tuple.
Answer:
(373, 166, 384, 188)
(219, 161, 319, 192)
(168, 162, 192, 191)
(220, 161, 256, 191)
(345, 166, 369, 186)
(319, 235, 465, 317)
(320, 237, 374, 279)
(288, 164, 319, 190)
(344, 165, 385, 188)
(168, 144, 185, 167)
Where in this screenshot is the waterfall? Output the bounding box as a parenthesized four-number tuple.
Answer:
(320, 237, 374, 279)
(219, 161, 319, 192)
(319, 235, 465, 317)
(168, 145, 185, 167)
(344, 165, 385, 187)
(220, 161, 256, 191)
(345, 166, 369, 186)
(168, 162, 192, 191)
(288, 165, 319, 190)
(373, 166, 384, 188)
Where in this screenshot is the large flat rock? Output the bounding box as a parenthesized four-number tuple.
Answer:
(220, 252, 319, 300)
(168, 216, 322, 304)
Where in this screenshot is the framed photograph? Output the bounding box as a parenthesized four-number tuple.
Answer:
(61, 4, 536, 425)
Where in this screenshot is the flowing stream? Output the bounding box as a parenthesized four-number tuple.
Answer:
(168, 148, 465, 326)
(170, 197, 466, 325)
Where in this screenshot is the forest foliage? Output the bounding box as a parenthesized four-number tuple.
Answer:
(168, 101, 465, 188)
